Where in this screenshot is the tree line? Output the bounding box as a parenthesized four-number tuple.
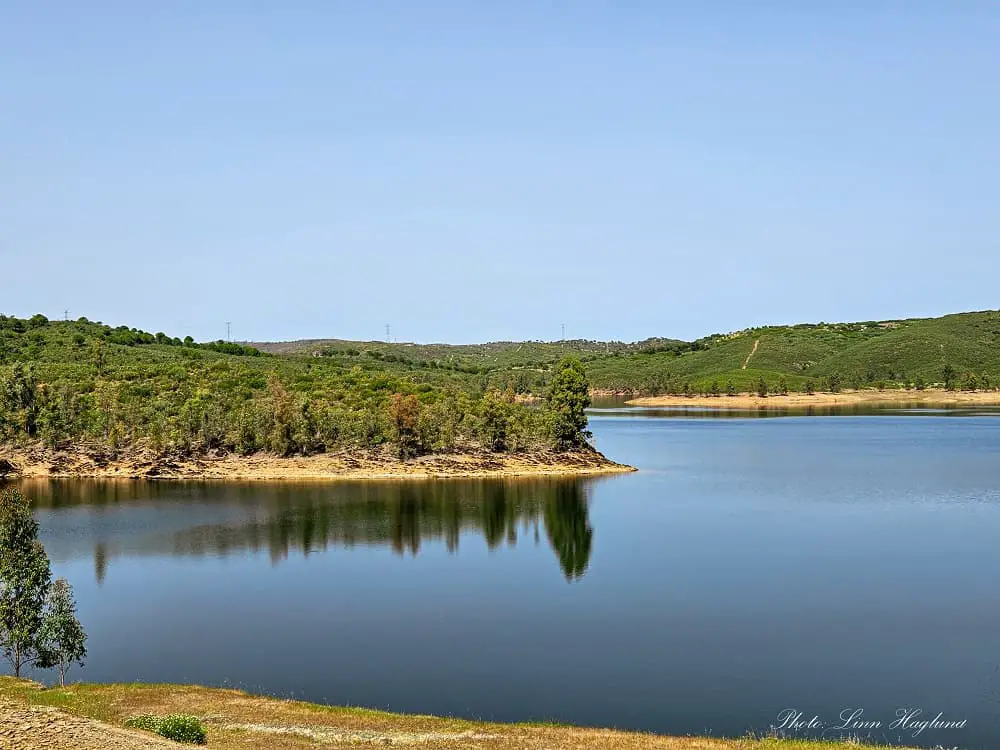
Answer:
(0, 348, 593, 459)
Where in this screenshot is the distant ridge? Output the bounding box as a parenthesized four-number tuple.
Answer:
(253, 310, 1000, 394)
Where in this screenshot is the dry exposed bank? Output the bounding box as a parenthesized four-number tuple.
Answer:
(626, 389, 1000, 410)
(0, 678, 914, 750)
(0, 443, 635, 481)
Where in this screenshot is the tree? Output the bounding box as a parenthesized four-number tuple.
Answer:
(942, 364, 956, 390)
(964, 373, 979, 392)
(777, 376, 788, 396)
(37, 578, 87, 687)
(710, 380, 720, 397)
(389, 393, 422, 459)
(756, 377, 768, 397)
(546, 357, 591, 450)
(827, 373, 841, 393)
(92, 340, 106, 377)
(0, 363, 39, 438)
(726, 381, 736, 396)
(805, 379, 815, 395)
(0, 488, 52, 678)
(480, 389, 513, 452)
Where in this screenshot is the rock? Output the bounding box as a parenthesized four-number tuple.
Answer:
(0, 458, 18, 477)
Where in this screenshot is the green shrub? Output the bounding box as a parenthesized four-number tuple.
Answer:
(157, 715, 207, 744)
(123, 714, 160, 732)
(124, 714, 207, 744)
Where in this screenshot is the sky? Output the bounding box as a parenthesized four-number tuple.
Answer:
(2, 2, 999, 344)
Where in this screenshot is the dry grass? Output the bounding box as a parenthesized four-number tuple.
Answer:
(0, 678, 915, 750)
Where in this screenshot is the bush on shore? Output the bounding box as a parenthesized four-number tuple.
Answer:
(125, 713, 207, 744)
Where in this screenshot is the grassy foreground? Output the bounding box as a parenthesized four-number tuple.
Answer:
(0, 678, 915, 750)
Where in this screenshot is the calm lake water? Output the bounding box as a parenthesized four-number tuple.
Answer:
(16, 407, 1000, 748)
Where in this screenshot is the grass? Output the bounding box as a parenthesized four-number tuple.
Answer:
(0, 677, 918, 750)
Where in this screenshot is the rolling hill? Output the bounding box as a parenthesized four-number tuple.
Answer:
(254, 310, 1000, 395)
(585, 310, 1000, 393)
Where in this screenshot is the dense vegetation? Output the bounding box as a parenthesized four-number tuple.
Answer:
(3, 309, 998, 463)
(255, 310, 1000, 397)
(0, 314, 593, 460)
(585, 311, 1000, 395)
(124, 713, 207, 744)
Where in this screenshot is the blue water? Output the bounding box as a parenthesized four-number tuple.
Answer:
(17, 411, 1000, 748)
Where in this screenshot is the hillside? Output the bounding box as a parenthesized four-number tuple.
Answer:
(251, 310, 1000, 396)
(0, 314, 614, 477)
(586, 310, 1000, 394)
(3, 309, 999, 468)
(251, 336, 689, 393)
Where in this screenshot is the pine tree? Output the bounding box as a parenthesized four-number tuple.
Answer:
(546, 357, 592, 449)
(756, 377, 769, 397)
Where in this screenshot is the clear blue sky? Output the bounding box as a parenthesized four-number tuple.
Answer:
(3, 2, 998, 343)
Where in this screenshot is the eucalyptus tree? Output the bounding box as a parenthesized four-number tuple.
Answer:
(0, 488, 52, 678)
(37, 578, 88, 686)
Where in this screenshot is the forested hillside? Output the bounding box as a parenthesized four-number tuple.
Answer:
(254, 310, 1000, 396)
(0, 315, 592, 461)
(585, 311, 1000, 394)
(3, 309, 998, 464)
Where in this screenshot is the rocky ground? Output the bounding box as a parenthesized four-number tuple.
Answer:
(0, 697, 178, 750)
(0, 444, 635, 482)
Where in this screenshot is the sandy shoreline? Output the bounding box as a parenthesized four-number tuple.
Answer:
(626, 389, 1000, 409)
(0, 445, 635, 481)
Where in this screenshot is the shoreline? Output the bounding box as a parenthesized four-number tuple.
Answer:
(0, 678, 916, 750)
(625, 388, 1000, 410)
(0, 445, 636, 482)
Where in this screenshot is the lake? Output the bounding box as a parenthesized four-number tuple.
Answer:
(17, 407, 1000, 749)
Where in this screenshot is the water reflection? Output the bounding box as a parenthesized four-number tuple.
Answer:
(21, 477, 598, 583)
(589, 402, 1000, 419)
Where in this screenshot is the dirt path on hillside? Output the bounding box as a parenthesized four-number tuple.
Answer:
(0, 698, 178, 750)
(741, 339, 759, 369)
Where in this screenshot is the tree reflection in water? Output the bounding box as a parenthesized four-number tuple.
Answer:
(24, 477, 598, 583)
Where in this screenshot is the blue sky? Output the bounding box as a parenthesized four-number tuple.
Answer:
(3, 2, 998, 343)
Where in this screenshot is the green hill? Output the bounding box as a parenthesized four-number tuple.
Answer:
(0, 314, 595, 461)
(256, 310, 1000, 395)
(2, 308, 997, 463)
(584, 310, 1000, 393)
(252, 336, 686, 390)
